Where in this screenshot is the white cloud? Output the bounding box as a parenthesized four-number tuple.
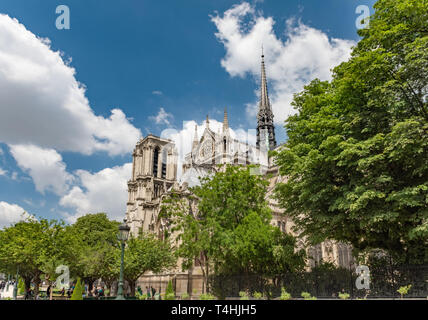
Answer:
(9, 144, 74, 195)
(149, 107, 173, 126)
(152, 90, 163, 96)
(60, 163, 132, 223)
(0, 14, 141, 156)
(0, 168, 6, 176)
(211, 2, 355, 124)
(0, 201, 32, 228)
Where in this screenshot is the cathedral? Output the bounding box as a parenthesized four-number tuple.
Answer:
(125, 54, 353, 295)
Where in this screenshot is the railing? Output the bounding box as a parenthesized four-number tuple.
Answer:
(208, 265, 428, 299)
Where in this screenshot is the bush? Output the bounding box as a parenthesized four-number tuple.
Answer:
(18, 279, 25, 295)
(199, 293, 216, 300)
(70, 279, 83, 300)
(301, 292, 317, 300)
(279, 287, 292, 300)
(164, 280, 175, 300)
(181, 293, 190, 300)
(136, 291, 147, 300)
(253, 291, 263, 300)
(338, 292, 350, 300)
(397, 285, 412, 299)
(239, 291, 249, 300)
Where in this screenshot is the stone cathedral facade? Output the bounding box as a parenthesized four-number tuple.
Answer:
(125, 55, 354, 295)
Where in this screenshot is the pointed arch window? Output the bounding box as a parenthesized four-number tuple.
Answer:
(161, 148, 168, 179)
(153, 147, 159, 176)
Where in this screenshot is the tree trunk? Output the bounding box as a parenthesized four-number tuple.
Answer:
(204, 259, 210, 294)
(105, 281, 113, 297)
(128, 280, 136, 297)
(48, 280, 53, 301)
(199, 265, 206, 294)
(112, 281, 118, 297)
(24, 277, 32, 296)
(199, 252, 209, 294)
(85, 278, 94, 296)
(33, 275, 41, 298)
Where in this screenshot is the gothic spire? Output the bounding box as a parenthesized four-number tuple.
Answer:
(192, 124, 198, 150)
(259, 52, 271, 112)
(223, 108, 229, 132)
(206, 114, 210, 129)
(256, 52, 276, 151)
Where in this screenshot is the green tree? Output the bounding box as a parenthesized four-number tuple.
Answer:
(274, 0, 428, 264)
(98, 242, 121, 296)
(64, 213, 120, 294)
(123, 232, 176, 297)
(38, 221, 69, 300)
(164, 279, 175, 300)
(225, 211, 304, 275)
(0, 217, 66, 296)
(70, 278, 83, 300)
(18, 278, 25, 295)
(161, 165, 305, 292)
(160, 190, 213, 292)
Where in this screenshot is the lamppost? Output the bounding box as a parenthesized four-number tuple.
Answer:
(116, 219, 130, 300)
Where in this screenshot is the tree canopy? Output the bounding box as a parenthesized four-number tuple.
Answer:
(0, 212, 176, 297)
(0, 217, 66, 294)
(63, 213, 121, 291)
(123, 232, 177, 296)
(274, 0, 428, 264)
(161, 165, 305, 292)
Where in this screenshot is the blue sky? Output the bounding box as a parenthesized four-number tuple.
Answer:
(0, 0, 376, 225)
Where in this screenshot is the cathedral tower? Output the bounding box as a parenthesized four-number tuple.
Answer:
(256, 52, 276, 151)
(126, 135, 177, 236)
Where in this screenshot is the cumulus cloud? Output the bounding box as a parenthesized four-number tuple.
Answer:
(0, 201, 33, 228)
(7, 143, 132, 222)
(211, 2, 355, 124)
(9, 144, 74, 195)
(161, 118, 257, 178)
(0, 14, 141, 156)
(59, 163, 132, 223)
(149, 107, 174, 126)
(0, 168, 6, 176)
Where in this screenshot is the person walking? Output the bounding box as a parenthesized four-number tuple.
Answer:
(25, 287, 33, 300)
(146, 286, 151, 300)
(47, 285, 51, 300)
(99, 287, 104, 299)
